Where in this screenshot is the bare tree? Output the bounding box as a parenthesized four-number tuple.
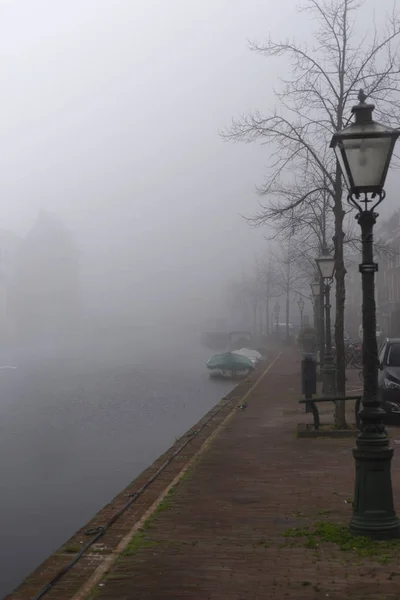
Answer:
(248, 268, 263, 336)
(246, 258, 281, 336)
(226, 271, 264, 336)
(228, 247, 302, 338)
(223, 0, 400, 426)
(258, 254, 281, 334)
(272, 239, 309, 339)
(225, 279, 249, 329)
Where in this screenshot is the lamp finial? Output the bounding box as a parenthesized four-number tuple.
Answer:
(358, 89, 367, 104)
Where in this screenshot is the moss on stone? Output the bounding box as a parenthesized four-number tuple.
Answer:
(283, 520, 400, 562)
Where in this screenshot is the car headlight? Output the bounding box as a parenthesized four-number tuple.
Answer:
(384, 378, 400, 391)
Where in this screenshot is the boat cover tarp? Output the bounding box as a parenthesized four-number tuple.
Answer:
(232, 348, 262, 362)
(206, 352, 254, 371)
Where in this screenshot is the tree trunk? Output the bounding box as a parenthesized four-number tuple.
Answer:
(266, 295, 270, 334)
(286, 246, 291, 341)
(319, 275, 325, 370)
(313, 299, 318, 333)
(333, 167, 347, 428)
(286, 287, 290, 341)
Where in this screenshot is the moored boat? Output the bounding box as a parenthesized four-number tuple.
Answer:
(206, 351, 254, 379)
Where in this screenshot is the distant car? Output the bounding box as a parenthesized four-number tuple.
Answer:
(377, 338, 400, 422)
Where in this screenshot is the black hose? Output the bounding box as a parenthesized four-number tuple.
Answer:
(31, 396, 234, 600)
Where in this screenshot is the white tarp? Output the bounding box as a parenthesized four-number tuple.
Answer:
(232, 348, 262, 364)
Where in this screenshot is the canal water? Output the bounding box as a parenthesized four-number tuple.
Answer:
(0, 336, 233, 598)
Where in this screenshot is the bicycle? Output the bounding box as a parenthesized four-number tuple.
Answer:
(345, 342, 363, 369)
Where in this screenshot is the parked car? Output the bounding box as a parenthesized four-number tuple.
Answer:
(377, 338, 400, 422)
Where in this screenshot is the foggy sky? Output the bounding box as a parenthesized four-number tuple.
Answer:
(0, 0, 397, 328)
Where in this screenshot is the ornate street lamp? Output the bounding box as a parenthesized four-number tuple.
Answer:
(331, 89, 400, 539)
(310, 280, 320, 335)
(316, 248, 336, 396)
(310, 280, 320, 299)
(316, 251, 336, 281)
(297, 296, 305, 330)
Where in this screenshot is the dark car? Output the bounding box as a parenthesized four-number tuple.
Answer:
(377, 338, 400, 422)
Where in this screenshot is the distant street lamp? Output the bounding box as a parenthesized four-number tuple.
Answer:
(316, 248, 336, 396)
(310, 279, 321, 340)
(297, 296, 305, 330)
(310, 280, 320, 299)
(331, 89, 400, 539)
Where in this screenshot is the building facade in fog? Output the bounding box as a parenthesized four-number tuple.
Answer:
(345, 211, 400, 337)
(375, 212, 400, 335)
(13, 212, 80, 342)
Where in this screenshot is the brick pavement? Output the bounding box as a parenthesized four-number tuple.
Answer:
(85, 351, 400, 600)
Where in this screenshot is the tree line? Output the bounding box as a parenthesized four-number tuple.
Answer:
(222, 0, 400, 427)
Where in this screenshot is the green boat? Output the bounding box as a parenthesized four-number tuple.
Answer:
(206, 351, 254, 379)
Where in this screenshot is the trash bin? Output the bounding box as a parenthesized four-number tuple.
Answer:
(301, 353, 317, 413)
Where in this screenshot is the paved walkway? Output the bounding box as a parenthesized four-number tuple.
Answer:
(80, 351, 400, 600)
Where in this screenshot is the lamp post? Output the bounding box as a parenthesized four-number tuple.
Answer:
(297, 296, 305, 330)
(311, 278, 324, 380)
(331, 89, 400, 539)
(311, 278, 321, 348)
(274, 302, 280, 338)
(316, 249, 336, 396)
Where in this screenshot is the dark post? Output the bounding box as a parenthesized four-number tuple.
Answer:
(350, 210, 399, 538)
(313, 299, 319, 341)
(323, 282, 336, 395)
(319, 276, 325, 383)
(301, 327, 317, 413)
